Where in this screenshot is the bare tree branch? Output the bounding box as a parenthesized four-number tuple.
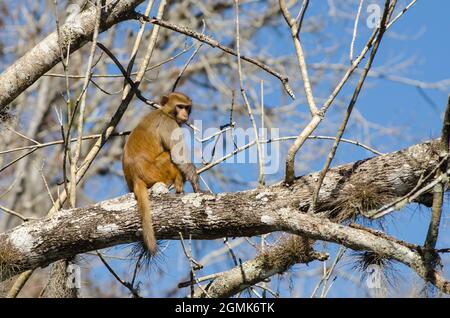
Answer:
(133, 13, 296, 99)
(1, 139, 446, 295)
(423, 95, 450, 282)
(0, 0, 146, 110)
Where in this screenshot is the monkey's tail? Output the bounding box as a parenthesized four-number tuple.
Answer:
(134, 180, 158, 256)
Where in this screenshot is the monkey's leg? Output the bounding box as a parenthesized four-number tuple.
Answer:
(154, 152, 184, 193)
(140, 151, 180, 189)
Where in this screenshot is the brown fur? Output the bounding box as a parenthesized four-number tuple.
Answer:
(122, 92, 201, 255)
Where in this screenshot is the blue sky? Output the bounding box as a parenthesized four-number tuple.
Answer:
(81, 0, 450, 297)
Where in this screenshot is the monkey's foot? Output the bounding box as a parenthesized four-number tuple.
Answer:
(151, 182, 169, 195)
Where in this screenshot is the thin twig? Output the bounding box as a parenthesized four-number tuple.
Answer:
(0, 204, 35, 222)
(386, 0, 417, 29)
(172, 43, 203, 92)
(55, 0, 74, 209)
(95, 41, 203, 136)
(310, 246, 346, 298)
(69, 0, 102, 208)
(198, 134, 383, 175)
(259, 80, 266, 186)
(366, 154, 449, 219)
(39, 163, 57, 210)
(259, 79, 268, 293)
(279, 0, 317, 115)
(1, 131, 382, 181)
(294, 0, 310, 37)
(0, 131, 131, 155)
(171, 20, 206, 92)
(43, 44, 195, 79)
(224, 238, 239, 266)
(178, 272, 222, 288)
(0, 178, 19, 199)
(253, 284, 280, 298)
(96, 251, 141, 298)
(95, 42, 158, 109)
(47, 0, 167, 215)
(133, 13, 295, 99)
(320, 247, 346, 297)
(0, 148, 37, 173)
(423, 94, 450, 281)
(284, 0, 407, 184)
(6, 0, 165, 296)
(179, 232, 209, 297)
(350, 0, 364, 64)
(234, 0, 265, 186)
(309, 0, 394, 213)
(4, 125, 39, 145)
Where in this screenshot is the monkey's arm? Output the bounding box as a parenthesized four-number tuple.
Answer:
(161, 122, 201, 192)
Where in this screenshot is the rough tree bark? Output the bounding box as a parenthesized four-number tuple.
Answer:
(0, 139, 448, 294)
(0, 0, 145, 110)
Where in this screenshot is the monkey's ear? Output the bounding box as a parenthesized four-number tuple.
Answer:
(161, 95, 169, 105)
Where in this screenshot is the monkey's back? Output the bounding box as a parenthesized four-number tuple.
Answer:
(122, 110, 179, 191)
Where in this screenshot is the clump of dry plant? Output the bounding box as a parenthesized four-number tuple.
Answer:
(260, 235, 327, 273)
(0, 240, 23, 281)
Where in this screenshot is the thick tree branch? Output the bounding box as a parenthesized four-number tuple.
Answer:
(0, 0, 145, 110)
(195, 217, 450, 297)
(0, 139, 446, 293)
(0, 142, 439, 279)
(192, 236, 328, 298)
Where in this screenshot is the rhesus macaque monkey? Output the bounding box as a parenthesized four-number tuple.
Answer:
(122, 92, 202, 255)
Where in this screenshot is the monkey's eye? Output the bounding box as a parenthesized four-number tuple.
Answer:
(177, 105, 190, 111)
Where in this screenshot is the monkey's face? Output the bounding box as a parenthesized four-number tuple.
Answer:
(161, 92, 193, 124)
(175, 104, 191, 124)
